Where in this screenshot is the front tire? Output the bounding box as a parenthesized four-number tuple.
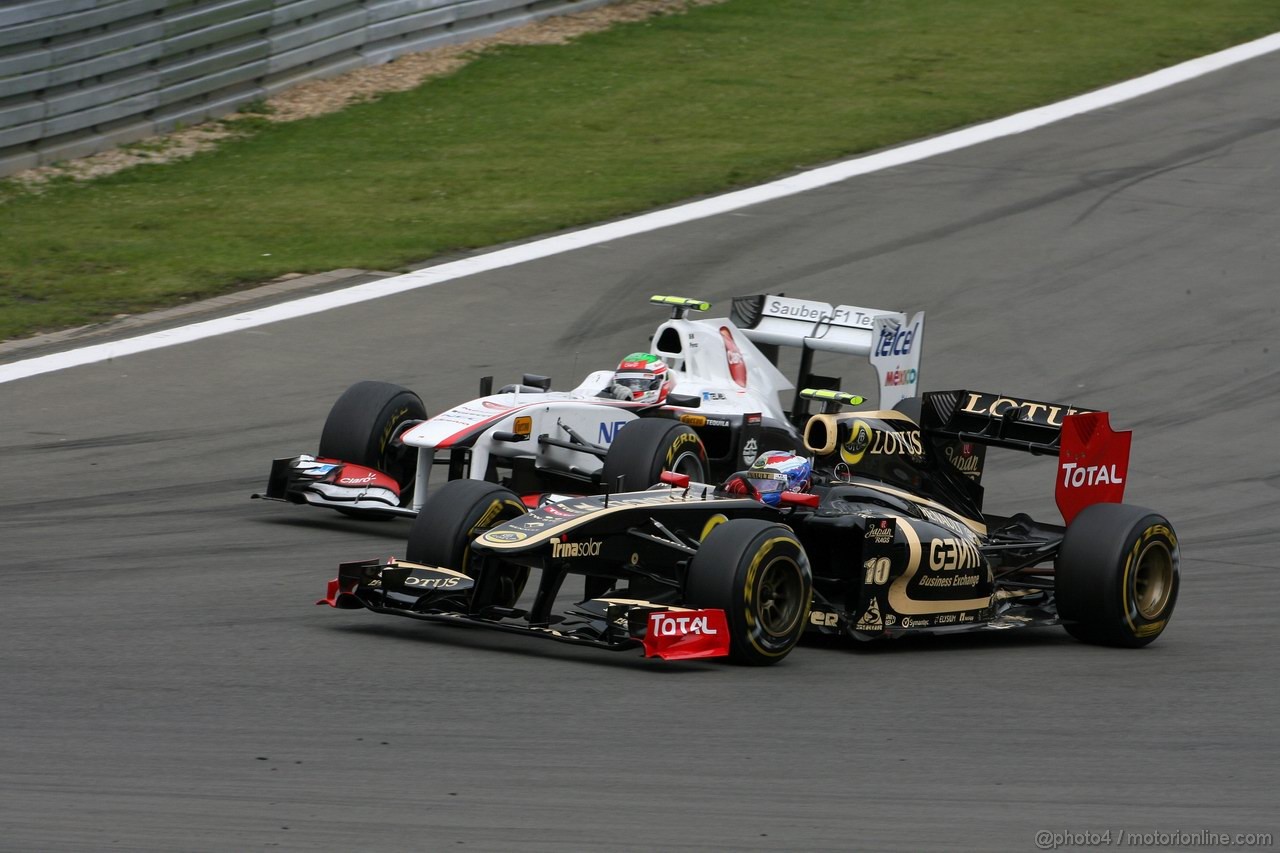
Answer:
(406, 480, 530, 610)
(1056, 503, 1179, 647)
(318, 380, 426, 495)
(686, 519, 812, 665)
(601, 418, 707, 492)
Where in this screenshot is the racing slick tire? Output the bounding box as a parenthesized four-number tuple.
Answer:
(1055, 503, 1179, 648)
(892, 396, 923, 423)
(406, 479, 530, 610)
(600, 418, 707, 492)
(319, 381, 426, 511)
(686, 519, 812, 665)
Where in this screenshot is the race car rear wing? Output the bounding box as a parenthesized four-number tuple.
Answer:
(917, 390, 1094, 454)
(919, 390, 1131, 523)
(730, 294, 893, 355)
(727, 293, 925, 419)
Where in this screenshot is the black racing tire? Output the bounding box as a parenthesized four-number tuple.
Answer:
(891, 396, 923, 423)
(406, 480, 530, 610)
(1056, 503, 1179, 648)
(318, 381, 426, 496)
(686, 519, 812, 665)
(600, 418, 708, 492)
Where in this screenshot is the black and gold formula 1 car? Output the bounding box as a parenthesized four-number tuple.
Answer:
(320, 389, 1180, 665)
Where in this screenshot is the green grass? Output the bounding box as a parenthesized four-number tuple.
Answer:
(3, 0, 1279, 340)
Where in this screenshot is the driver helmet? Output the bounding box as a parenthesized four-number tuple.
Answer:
(612, 352, 672, 405)
(735, 450, 813, 506)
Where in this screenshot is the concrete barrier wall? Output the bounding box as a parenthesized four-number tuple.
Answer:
(0, 0, 616, 176)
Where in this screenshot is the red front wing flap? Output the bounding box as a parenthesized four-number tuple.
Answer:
(642, 609, 731, 660)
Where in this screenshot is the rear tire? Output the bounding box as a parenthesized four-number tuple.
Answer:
(1056, 503, 1179, 648)
(601, 418, 707, 492)
(406, 480, 530, 610)
(318, 381, 426, 498)
(686, 519, 812, 665)
(892, 396, 922, 423)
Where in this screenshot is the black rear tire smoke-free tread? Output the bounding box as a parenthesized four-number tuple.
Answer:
(1056, 503, 1179, 648)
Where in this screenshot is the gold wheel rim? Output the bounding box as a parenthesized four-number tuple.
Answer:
(1133, 540, 1174, 620)
(756, 556, 805, 637)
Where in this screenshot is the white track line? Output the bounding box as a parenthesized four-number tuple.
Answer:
(5, 31, 1280, 386)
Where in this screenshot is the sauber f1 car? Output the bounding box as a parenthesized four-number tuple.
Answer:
(320, 388, 1179, 664)
(258, 294, 926, 518)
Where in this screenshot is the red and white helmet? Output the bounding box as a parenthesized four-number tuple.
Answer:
(612, 352, 673, 405)
(722, 450, 813, 506)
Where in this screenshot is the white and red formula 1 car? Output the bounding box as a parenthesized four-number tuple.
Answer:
(256, 294, 926, 519)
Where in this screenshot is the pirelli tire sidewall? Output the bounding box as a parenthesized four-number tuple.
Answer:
(406, 479, 529, 609)
(1055, 503, 1180, 648)
(318, 380, 426, 493)
(600, 418, 708, 491)
(686, 519, 813, 666)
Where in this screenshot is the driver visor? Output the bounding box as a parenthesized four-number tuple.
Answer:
(614, 373, 660, 392)
(746, 471, 787, 494)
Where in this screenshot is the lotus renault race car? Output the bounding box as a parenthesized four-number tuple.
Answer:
(320, 388, 1180, 664)
(258, 293, 927, 519)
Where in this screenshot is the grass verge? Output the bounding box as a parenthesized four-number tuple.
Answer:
(2, 0, 1279, 340)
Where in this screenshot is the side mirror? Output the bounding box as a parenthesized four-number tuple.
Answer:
(779, 492, 819, 509)
(521, 374, 552, 392)
(660, 471, 691, 488)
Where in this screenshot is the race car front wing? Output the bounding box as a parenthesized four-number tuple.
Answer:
(319, 558, 730, 661)
(255, 455, 416, 517)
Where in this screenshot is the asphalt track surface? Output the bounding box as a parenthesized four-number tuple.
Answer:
(3, 53, 1279, 853)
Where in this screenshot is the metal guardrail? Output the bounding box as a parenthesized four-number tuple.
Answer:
(0, 0, 616, 176)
